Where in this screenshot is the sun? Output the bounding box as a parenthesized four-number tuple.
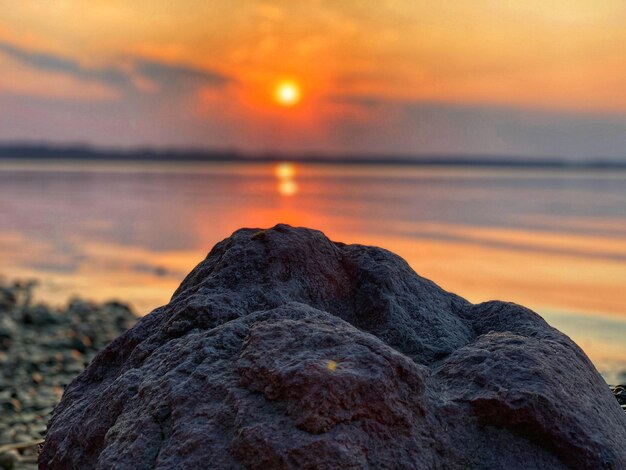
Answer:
(274, 81, 301, 107)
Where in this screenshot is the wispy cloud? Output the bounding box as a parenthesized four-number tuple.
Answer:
(0, 41, 130, 89)
(0, 40, 232, 96)
(135, 59, 232, 90)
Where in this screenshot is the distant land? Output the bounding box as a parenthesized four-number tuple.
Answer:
(1, 143, 626, 168)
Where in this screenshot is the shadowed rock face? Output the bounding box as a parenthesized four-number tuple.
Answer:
(40, 225, 626, 469)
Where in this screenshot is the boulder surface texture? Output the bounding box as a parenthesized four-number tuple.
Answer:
(40, 225, 626, 469)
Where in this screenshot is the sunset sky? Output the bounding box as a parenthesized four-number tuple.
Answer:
(2, 1, 626, 159)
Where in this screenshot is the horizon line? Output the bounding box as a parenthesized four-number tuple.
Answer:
(0, 142, 625, 169)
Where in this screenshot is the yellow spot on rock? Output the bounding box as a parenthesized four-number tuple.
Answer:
(326, 360, 337, 372)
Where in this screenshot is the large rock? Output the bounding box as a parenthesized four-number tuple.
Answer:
(39, 225, 626, 469)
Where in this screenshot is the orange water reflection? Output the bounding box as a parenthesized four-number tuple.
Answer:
(1, 161, 625, 381)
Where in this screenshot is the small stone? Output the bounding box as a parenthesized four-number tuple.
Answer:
(0, 450, 18, 470)
(14, 433, 33, 443)
(8, 399, 20, 413)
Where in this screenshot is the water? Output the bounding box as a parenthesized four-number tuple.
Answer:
(1, 159, 625, 383)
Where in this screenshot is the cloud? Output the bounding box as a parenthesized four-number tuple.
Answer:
(0, 40, 232, 97)
(328, 94, 384, 108)
(0, 40, 236, 148)
(325, 93, 626, 159)
(0, 40, 130, 89)
(135, 59, 232, 90)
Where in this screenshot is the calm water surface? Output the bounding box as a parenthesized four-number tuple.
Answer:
(1, 160, 625, 382)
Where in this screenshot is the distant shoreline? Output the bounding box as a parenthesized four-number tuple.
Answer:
(1, 144, 626, 169)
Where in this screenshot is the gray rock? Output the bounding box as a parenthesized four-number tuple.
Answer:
(40, 225, 626, 469)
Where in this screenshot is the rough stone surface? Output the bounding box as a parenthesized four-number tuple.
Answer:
(40, 225, 626, 469)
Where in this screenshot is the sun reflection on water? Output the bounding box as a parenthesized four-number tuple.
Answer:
(275, 162, 298, 196)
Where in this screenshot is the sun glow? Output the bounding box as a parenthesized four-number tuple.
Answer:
(274, 81, 301, 106)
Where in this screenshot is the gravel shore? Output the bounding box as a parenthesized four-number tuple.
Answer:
(0, 280, 136, 469)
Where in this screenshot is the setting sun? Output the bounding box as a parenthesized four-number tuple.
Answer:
(274, 81, 301, 107)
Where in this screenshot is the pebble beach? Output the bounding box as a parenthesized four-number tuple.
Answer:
(0, 280, 136, 469)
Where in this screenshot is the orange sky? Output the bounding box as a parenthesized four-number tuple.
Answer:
(1, 1, 626, 158)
